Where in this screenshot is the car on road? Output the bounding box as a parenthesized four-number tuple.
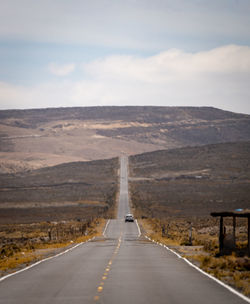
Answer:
(125, 214, 134, 222)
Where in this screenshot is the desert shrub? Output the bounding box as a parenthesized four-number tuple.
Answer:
(0, 243, 21, 258)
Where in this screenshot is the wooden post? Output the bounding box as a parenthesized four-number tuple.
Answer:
(48, 229, 52, 241)
(232, 216, 236, 249)
(166, 224, 169, 237)
(248, 217, 250, 257)
(189, 223, 192, 246)
(162, 225, 165, 237)
(219, 216, 224, 255)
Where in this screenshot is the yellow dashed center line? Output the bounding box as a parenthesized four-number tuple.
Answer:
(94, 232, 124, 302)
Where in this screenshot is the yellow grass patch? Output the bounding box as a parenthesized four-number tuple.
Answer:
(0, 218, 107, 274)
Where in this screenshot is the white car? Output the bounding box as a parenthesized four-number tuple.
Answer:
(125, 214, 134, 222)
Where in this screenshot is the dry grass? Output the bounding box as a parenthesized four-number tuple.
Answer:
(198, 255, 250, 296)
(0, 218, 106, 275)
(140, 218, 181, 246)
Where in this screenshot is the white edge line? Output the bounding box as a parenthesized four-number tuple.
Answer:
(183, 257, 250, 303)
(145, 235, 250, 303)
(103, 219, 110, 237)
(0, 236, 95, 283)
(135, 219, 141, 237)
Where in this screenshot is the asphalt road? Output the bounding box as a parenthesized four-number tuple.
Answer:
(117, 155, 130, 219)
(0, 156, 248, 304)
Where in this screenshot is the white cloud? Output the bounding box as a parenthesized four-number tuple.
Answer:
(83, 45, 250, 82)
(0, 45, 250, 114)
(48, 63, 75, 76)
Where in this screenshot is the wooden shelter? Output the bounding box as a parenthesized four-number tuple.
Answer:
(211, 210, 250, 256)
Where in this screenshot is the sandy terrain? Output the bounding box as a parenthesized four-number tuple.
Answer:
(0, 120, 164, 173)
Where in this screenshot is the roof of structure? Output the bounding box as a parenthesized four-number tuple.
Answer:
(211, 210, 250, 218)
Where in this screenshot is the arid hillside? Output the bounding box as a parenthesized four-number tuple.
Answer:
(0, 106, 250, 173)
(129, 141, 250, 217)
(0, 157, 119, 223)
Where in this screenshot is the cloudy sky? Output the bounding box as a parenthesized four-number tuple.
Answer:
(0, 0, 250, 113)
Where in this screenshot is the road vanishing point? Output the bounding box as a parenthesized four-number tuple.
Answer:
(0, 156, 248, 304)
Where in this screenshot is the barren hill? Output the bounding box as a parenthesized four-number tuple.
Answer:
(0, 106, 250, 173)
(129, 141, 250, 217)
(0, 157, 118, 223)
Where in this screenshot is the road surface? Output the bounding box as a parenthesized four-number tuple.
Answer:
(0, 156, 248, 304)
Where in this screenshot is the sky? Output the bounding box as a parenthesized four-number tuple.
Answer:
(0, 0, 250, 114)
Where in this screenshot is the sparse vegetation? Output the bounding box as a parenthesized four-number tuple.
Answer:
(199, 255, 250, 296)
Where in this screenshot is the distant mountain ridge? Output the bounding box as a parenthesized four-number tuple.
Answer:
(0, 106, 248, 128)
(0, 106, 250, 173)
